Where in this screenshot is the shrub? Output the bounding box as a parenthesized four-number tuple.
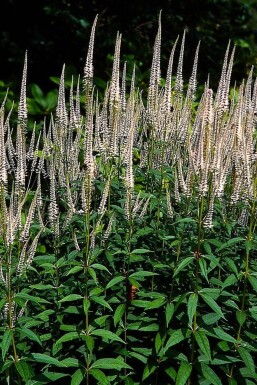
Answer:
(0, 13, 257, 385)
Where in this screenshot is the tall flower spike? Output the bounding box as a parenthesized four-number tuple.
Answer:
(164, 37, 178, 112)
(18, 51, 28, 127)
(0, 101, 7, 187)
(148, 11, 162, 115)
(15, 52, 28, 197)
(56, 64, 68, 130)
(83, 15, 98, 94)
(121, 61, 127, 113)
(215, 41, 231, 111)
(174, 30, 186, 100)
(75, 74, 81, 123)
(186, 42, 200, 101)
(110, 32, 122, 106)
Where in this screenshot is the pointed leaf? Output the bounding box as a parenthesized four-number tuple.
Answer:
(236, 310, 246, 327)
(15, 361, 32, 381)
(195, 330, 211, 361)
(55, 332, 80, 345)
(106, 276, 125, 290)
(187, 293, 198, 327)
(142, 362, 157, 381)
(114, 304, 126, 326)
(201, 294, 224, 319)
(200, 363, 222, 385)
(71, 368, 84, 385)
(29, 353, 67, 367)
(173, 257, 194, 277)
(91, 296, 113, 311)
(59, 294, 83, 303)
(217, 237, 244, 252)
(146, 297, 166, 309)
(213, 328, 237, 343)
(248, 275, 257, 292)
(16, 327, 42, 346)
(91, 329, 125, 344)
(90, 368, 110, 385)
(175, 362, 192, 385)
(91, 358, 132, 370)
(237, 346, 256, 374)
(2, 329, 12, 360)
(165, 302, 174, 327)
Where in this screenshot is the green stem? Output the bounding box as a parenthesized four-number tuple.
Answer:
(229, 170, 257, 384)
(188, 196, 205, 385)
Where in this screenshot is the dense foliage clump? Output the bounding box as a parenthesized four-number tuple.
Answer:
(0, 15, 257, 385)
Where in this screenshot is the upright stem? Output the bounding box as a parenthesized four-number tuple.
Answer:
(229, 172, 257, 384)
(6, 247, 21, 385)
(188, 195, 205, 385)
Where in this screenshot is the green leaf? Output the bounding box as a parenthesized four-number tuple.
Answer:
(187, 293, 198, 327)
(129, 271, 157, 279)
(200, 294, 224, 319)
(164, 329, 188, 353)
(90, 368, 110, 385)
(58, 294, 83, 303)
(165, 367, 176, 381)
(55, 332, 80, 345)
(221, 274, 237, 290)
(142, 362, 157, 381)
(14, 292, 50, 304)
(202, 313, 221, 325)
(29, 284, 54, 290)
(146, 297, 166, 309)
(155, 332, 162, 353)
(217, 237, 244, 252)
(248, 275, 257, 292)
(15, 360, 32, 381)
(237, 346, 256, 374)
(172, 218, 195, 225)
(71, 368, 84, 385)
(91, 329, 125, 344)
(165, 302, 174, 327)
(199, 258, 209, 282)
(91, 358, 132, 370)
(213, 328, 237, 344)
(114, 304, 126, 326)
(60, 358, 80, 367)
(88, 267, 98, 283)
(195, 330, 212, 361)
(17, 327, 42, 346)
(65, 266, 83, 276)
(130, 351, 147, 364)
(2, 329, 12, 360)
(175, 362, 192, 385)
(91, 263, 111, 273)
(236, 310, 246, 327)
(173, 257, 194, 277)
(131, 249, 153, 254)
(29, 353, 67, 367)
(139, 324, 159, 332)
(91, 296, 113, 311)
(224, 257, 239, 276)
(83, 298, 90, 313)
(106, 276, 125, 289)
(84, 335, 94, 353)
(200, 363, 222, 385)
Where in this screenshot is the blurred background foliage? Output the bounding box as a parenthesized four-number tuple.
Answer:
(0, 0, 257, 108)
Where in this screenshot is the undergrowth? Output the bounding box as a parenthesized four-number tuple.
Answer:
(0, 13, 257, 385)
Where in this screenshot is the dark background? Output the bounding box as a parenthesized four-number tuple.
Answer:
(1, 0, 257, 94)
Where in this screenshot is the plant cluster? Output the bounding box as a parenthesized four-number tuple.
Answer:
(0, 14, 257, 385)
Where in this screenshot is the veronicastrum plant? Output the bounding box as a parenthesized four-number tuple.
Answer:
(0, 12, 257, 385)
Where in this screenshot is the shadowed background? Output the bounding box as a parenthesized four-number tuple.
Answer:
(0, 0, 257, 93)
